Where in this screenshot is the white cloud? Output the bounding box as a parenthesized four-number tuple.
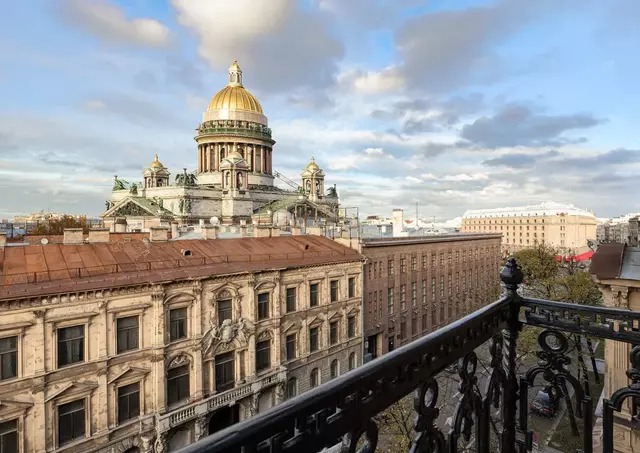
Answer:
(442, 173, 489, 181)
(61, 0, 171, 47)
(352, 67, 405, 94)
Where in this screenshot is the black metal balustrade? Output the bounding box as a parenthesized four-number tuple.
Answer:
(179, 259, 640, 453)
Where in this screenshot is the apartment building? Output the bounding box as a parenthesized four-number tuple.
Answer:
(0, 228, 363, 453)
(361, 234, 502, 359)
(461, 201, 597, 257)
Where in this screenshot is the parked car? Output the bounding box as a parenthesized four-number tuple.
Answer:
(530, 388, 559, 417)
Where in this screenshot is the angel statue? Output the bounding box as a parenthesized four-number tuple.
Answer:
(112, 175, 129, 191)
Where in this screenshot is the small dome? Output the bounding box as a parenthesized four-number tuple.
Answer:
(306, 157, 320, 171)
(149, 154, 164, 169)
(220, 150, 248, 169)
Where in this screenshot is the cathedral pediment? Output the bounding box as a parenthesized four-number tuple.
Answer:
(102, 197, 174, 218)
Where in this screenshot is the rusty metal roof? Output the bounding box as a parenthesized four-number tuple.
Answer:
(0, 236, 363, 300)
(589, 243, 625, 280)
(20, 232, 151, 245)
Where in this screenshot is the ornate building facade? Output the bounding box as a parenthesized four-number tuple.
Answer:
(102, 61, 339, 230)
(0, 230, 363, 453)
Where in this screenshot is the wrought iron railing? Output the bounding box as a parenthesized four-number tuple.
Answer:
(177, 259, 640, 453)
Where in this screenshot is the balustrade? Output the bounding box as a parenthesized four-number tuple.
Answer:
(175, 258, 640, 453)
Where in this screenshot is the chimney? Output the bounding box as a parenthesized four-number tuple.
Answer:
(63, 228, 84, 245)
(149, 226, 169, 242)
(307, 227, 323, 236)
(291, 227, 302, 236)
(240, 224, 248, 237)
(114, 218, 127, 233)
(201, 225, 218, 240)
(270, 228, 281, 237)
(171, 221, 179, 239)
(88, 228, 110, 243)
(0, 232, 6, 249)
(254, 226, 271, 238)
(392, 209, 404, 237)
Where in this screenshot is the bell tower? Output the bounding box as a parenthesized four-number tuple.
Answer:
(301, 157, 325, 202)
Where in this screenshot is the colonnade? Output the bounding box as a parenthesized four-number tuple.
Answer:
(197, 142, 272, 175)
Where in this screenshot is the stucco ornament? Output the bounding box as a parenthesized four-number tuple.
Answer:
(203, 317, 254, 355)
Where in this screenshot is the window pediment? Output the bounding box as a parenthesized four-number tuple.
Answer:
(0, 399, 33, 417)
(254, 281, 276, 292)
(45, 382, 99, 403)
(346, 306, 360, 316)
(308, 316, 324, 328)
(283, 322, 301, 334)
(167, 353, 191, 369)
(328, 311, 342, 321)
(108, 366, 151, 385)
(164, 292, 195, 305)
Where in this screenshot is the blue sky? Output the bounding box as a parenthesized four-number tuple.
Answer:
(0, 0, 639, 220)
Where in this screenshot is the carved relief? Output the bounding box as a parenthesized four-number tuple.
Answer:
(168, 353, 190, 369)
(202, 318, 254, 356)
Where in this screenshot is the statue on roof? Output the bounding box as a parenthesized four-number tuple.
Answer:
(129, 183, 138, 195)
(113, 175, 129, 191)
(326, 186, 338, 198)
(176, 168, 197, 186)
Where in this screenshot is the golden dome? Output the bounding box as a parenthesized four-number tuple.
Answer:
(207, 60, 264, 114)
(150, 154, 164, 168)
(306, 157, 320, 171)
(208, 86, 263, 114)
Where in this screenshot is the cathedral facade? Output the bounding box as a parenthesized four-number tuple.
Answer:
(102, 61, 339, 231)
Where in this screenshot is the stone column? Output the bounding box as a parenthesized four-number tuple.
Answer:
(194, 415, 208, 441)
(192, 281, 204, 398)
(32, 310, 46, 374)
(198, 145, 202, 173)
(249, 391, 260, 416)
(211, 144, 216, 171)
(31, 385, 46, 453)
(151, 286, 167, 412)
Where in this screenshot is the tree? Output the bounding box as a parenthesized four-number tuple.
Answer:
(28, 215, 90, 235)
(510, 242, 602, 306)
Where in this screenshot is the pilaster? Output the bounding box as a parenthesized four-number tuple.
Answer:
(193, 281, 204, 398)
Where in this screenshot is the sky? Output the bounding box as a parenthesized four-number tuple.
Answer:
(0, 0, 639, 221)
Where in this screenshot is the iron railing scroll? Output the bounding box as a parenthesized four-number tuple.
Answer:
(175, 258, 640, 453)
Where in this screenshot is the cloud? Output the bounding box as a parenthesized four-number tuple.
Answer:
(350, 67, 405, 94)
(171, 0, 343, 93)
(482, 150, 560, 168)
(393, 0, 573, 94)
(59, 0, 171, 47)
(418, 141, 469, 158)
(461, 104, 605, 148)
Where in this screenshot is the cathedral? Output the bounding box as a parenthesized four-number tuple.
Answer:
(102, 61, 339, 231)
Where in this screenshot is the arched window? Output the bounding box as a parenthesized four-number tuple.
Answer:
(286, 378, 297, 399)
(310, 368, 319, 388)
(330, 360, 339, 379)
(348, 352, 356, 371)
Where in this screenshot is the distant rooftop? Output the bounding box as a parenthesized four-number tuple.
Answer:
(462, 201, 595, 219)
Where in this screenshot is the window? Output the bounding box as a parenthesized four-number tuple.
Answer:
(421, 280, 426, 304)
(57, 325, 85, 368)
(256, 340, 271, 372)
(373, 291, 378, 321)
(348, 316, 356, 338)
(117, 382, 140, 424)
(348, 277, 356, 298)
(309, 283, 319, 307)
(431, 278, 436, 302)
(422, 313, 428, 331)
(411, 282, 417, 307)
(456, 251, 460, 263)
(373, 262, 377, 279)
(330, 359, 339, 379)
(58, 399, 85, 446)
(286, 334, 296, 361)
(448, 252, 452, 265)
(257, 293, 270, 320)
(0, 336, 17, 381)
(440, 253, 444, 266)
(309, 327, 319, 352)
(169, 308, 187, 342)
(286, 378, 297, 399)
(286, 288, 297, 313)
(456, 272, 460, 293)
(388, 260, 394, 276)
(388, 288, 395, 314)
(400, 285, 406, 311)
(218, 299, 232, 325)
(330, 321, 338, 345)
(215, 352, 235, 392)
(167, 365, 190, 405)
(310, 368, 319, 388)
(348, 352, 356, 370)
(0, 420, 17, 453)
(421, 254, 427, 269)
(431, 253, 436, 266)
(400, 321, 406, 339)
(439, 276, 444, 298)
(411, 256, 417, 271)
(116, 316, 139, 353)
(330, 280, 339, 302)
(400, 257, 406, 273)
(411, 317, 417, 336)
